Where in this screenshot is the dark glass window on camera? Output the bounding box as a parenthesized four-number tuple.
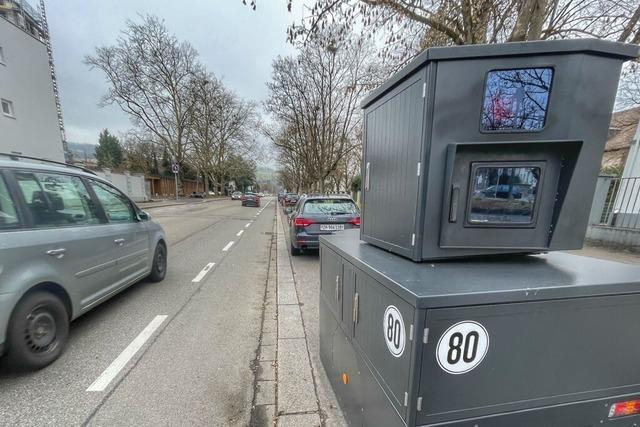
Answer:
(469, 166, 540, 224)
(481, 68, 553, 131)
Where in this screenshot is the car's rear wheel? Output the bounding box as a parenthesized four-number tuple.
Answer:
(5, 291, 69, 371)
(291, 243, 301, 256)
(148, 242, 167, 282)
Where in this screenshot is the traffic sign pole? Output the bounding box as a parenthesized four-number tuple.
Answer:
(171, 163, 179, 200)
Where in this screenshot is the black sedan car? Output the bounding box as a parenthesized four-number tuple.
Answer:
(288, 196, 360, 255)
(241, 192, 261, 207)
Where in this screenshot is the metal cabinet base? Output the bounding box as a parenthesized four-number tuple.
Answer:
(320, 230, 640, 427)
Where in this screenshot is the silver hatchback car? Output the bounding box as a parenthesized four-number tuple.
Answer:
(0, 155, 167, 370)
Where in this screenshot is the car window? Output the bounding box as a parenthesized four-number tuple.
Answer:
(0, 175, 19, 229)
(14, 171, 100, 227)
(89, 180, 136, 223)
(302, 199, 358, 215)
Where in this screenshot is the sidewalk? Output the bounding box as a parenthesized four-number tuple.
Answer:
(566, 244, 640, 265)
(137, 196, 228, 210)
(250, 212, 324, 427)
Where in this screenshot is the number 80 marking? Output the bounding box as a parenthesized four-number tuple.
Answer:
(436, 321, 489, 374)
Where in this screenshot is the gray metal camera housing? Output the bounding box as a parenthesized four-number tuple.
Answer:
(360, 39, 639, 260)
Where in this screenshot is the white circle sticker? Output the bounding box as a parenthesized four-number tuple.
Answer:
(383, 305, 405, 357)
(436, 321, 489, 374)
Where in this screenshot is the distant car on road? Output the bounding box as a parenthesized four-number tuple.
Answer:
(0, 154, 167, 370)
(241, 192, 261, 207)
(287, 195, 360, 255)
(283, 193, 299, 208)
(231, 191, 243, 200)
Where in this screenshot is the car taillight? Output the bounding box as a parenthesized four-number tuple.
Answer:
(294, 217, 315, 227)
(350, 217, 361, 226)
(609, 400, 640, 418)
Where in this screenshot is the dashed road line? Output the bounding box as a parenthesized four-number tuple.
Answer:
(236, 230, 244, 237)
(87, 315, 168, 392)
(222, 241, 235, 252)
(245, 222, 252, 228)
(191, 262, 216, 283)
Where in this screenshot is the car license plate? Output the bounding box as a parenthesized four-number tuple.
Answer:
(320, 224, 344, 231)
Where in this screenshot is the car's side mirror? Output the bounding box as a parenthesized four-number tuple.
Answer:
(137, 210, 150, 221)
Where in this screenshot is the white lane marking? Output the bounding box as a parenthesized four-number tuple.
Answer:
(87, 315, 168, 392)
(222, 241, 234, 251)
(236, 230, 244, 237)
(245, 222, 251, 228)
(191, 262, 216, 283)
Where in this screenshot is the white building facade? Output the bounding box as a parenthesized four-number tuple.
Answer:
(0, 12, 64, 162)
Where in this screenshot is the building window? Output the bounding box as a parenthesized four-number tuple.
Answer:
(0, 46, 5, 65)
(1, 99, 15, 118)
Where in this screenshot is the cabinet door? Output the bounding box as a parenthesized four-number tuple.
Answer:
(361, 74, 425, 258)
(353, 271, 414, 420)
(320, 246, 343, 322)
(341, 261, 356, 337)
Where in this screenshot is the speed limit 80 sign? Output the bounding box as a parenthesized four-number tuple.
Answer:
(436, 321, 489, 374)
(383, 305, 405, 357)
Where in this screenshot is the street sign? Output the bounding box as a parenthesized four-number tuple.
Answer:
(171, 163, 179, 174)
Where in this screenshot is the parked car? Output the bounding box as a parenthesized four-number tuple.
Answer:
(0, 155, 168, 370)
(189, 191, 205, 198)
(231, 191, 243, 200)
(288, 196, 360, 255)
(241, 192, 261, 207)
(283, 193, 299, 207)
(278, 192, 286, 205)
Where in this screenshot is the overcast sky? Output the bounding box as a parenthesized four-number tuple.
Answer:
(44, 0, 300, 145)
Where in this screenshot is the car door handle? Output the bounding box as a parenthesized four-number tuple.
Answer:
(46, 248, 66, 259)
(114, 238, 126, 246)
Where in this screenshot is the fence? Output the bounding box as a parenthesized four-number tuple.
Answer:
(587, 176, 640, 251)
(146, 176, 204, 198)
(95, 170, 148, 202)
(592, 177, 640, 229)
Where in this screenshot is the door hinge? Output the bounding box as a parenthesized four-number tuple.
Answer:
(422, 82, 426, 98)
(423, 328, 429, 344)
(409, 324, 414, 341)
(416, 162, 421, 177)
(403, 392, 409, 407)
(353, 292, 359, 324)
(417, 397, 423, 411)
(411, 233, 416, 246)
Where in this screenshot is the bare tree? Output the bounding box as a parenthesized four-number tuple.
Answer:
(248, 1, 639, 69)
(189, 72, 260, 193)
(85, 15, 204, 192)
(265, 33, 382, 192)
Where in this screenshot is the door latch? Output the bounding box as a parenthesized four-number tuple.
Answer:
(46, 248, 66, 259)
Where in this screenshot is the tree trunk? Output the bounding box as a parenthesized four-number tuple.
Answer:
(509, 0, 548, 41)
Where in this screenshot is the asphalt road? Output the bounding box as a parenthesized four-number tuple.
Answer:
(0, 198, 275, 426)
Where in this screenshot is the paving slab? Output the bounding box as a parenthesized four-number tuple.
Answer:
(259, 345, 276, 361)
(277, 305, 305, 339)
(256, 360, 276, 381)
(255, 381, 276, 405)
(277, 338, 318, 414)
(277, 413, 322, 427)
